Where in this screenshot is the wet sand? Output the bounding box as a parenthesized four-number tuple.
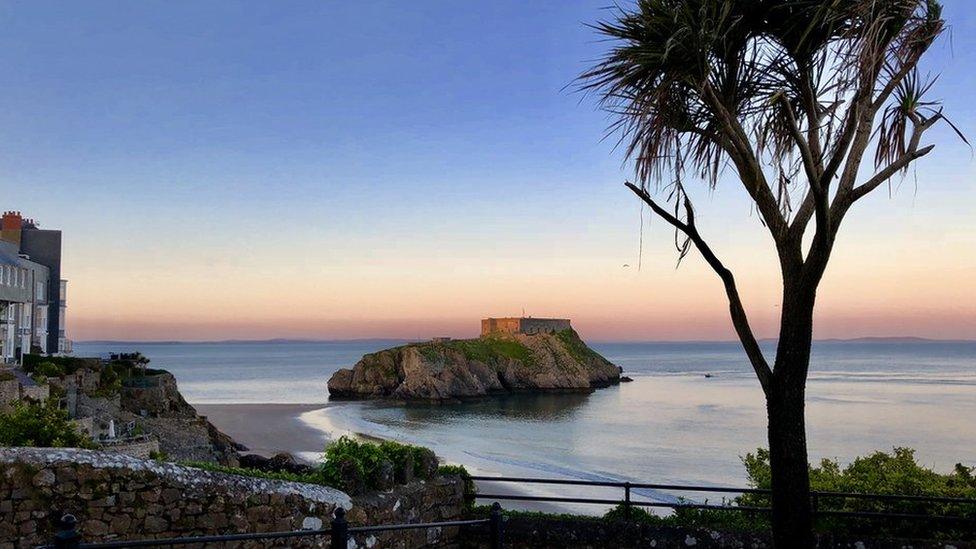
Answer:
(195, 403, 330, 457)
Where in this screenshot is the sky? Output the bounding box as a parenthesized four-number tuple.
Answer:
(0, 1, 974, 342)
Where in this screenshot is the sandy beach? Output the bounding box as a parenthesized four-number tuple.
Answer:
(196, 403, 330, 457)
(196, 401, 569, 513)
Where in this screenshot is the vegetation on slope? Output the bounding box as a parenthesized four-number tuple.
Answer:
(0, 400, 94, 449)
(555, 329, 608, 363)
(409, 336, 536, 367)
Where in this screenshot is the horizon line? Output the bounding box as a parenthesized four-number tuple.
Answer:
(71, 335, 976, 346)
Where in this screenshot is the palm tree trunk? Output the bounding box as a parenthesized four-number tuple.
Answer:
(767, 381, 814, 546)
(766, 283, 817, 547)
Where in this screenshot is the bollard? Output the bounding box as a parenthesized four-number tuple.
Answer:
(54, 514, 81, 549)
(489, 501, 504, 549)
(330, 507, 348, 548)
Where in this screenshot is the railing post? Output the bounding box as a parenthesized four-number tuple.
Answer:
(331, 507, 348, 548)
(624, 482, 632, 520)
(489, 501, 504, 549)
(811, 493, 819, 524)
(54, 514, 80, 549)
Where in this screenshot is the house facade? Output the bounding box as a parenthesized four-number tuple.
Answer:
(0, 211, 69, 363)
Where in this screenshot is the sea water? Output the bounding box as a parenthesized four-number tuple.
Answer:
(75, 339, 976, 507)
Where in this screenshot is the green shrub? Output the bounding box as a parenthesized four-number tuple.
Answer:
(738, 447, 976, 539)
(603, 503, 660, 524)
(34, 362, 64, 378)
(321, 436, 396, 491)
(319, 436, 440, 493)
(23, 355, 88, 375)
(184, 436, 447, 495)
(0, 400, 93, 448)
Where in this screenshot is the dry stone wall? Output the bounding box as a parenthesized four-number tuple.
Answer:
(0, 448, 467, 549)
(349, 473, 466, 548)
(0, 447, 351, 548)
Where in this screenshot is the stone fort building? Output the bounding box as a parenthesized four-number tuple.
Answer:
(481, 317, 571, 336)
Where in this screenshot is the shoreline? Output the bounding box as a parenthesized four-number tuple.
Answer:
(195, 403, 330, 457)
(195, 401, 573, 514)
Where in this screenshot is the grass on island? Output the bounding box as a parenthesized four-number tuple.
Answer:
(554, 329, 606, 364)
(409, 336, 537, 368)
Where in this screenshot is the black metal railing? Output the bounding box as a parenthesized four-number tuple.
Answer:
(42, 503, 505, 548)
(469, 475, 976, 525)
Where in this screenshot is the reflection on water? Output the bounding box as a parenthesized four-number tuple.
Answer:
(383, 392, 592, 425)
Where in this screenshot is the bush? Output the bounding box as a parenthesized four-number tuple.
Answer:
(0, 400, 93, 448)
(23, 355, 87, 375)
(320, 436, 439, 494)
(738, 447, 976, 539)
(33, 362, 64, 378)
(182, 436, 446, 495)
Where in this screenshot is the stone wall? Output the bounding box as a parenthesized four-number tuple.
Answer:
(19, 383, 48, 402)
(120, 372, 196, 418)
(99, 437, 161, 459)
(481, 318, 572, 336)
(0, 377, 17, 412)
(461, 515, 974, 549)
(0, 447, 350, 548)
(349, 473, 466, 548)
(0, 448, 468, 549)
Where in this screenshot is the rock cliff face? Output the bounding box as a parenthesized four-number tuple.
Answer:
(328, 330, 620, 401)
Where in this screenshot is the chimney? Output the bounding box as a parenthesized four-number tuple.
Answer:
(1, 211, 23, 246)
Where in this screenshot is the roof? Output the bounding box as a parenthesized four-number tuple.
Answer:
(0, 239, 48, 274)
(0, 240, 23, 267)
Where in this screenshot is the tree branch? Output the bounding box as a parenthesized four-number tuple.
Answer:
(850, 114, 938, 203)
(700, 82, 788, 240)
(776, 92, 823, 191)
(625, 182, 773, 394)
(850, 144, 934, 202)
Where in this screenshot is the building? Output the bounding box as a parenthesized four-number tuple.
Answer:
(481, 317, 572, 336)
(0, 211, 70, 363)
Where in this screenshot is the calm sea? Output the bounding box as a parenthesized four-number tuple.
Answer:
(74, 339, 976, 504)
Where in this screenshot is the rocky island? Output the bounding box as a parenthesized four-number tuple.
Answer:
(328, 318, 621, 400)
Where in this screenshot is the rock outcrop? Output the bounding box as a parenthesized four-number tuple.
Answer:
(328, 329, 620, 401)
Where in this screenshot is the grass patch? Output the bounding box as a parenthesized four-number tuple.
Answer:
(405, 337, 537, 367)
(445, 337, 536, 367)
(555, 329, 606, 363)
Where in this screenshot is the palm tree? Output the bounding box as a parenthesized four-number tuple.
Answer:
(579, 0, 959, 545)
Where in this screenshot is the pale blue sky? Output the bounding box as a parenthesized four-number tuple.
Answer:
(0, 1, 973, 340)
